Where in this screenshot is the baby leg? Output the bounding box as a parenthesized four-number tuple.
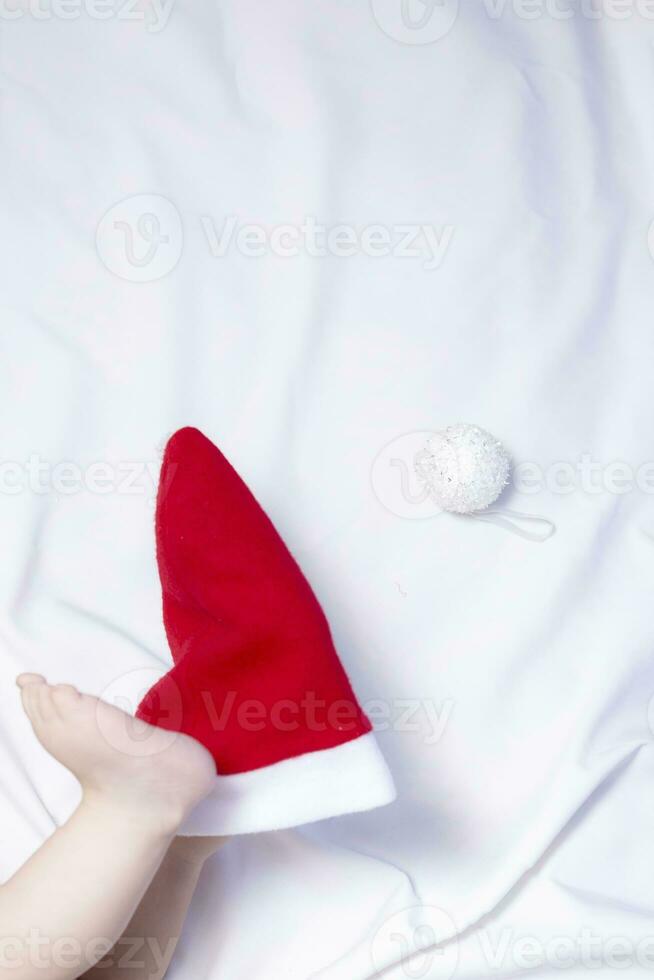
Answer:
(0, 675, 216, 980)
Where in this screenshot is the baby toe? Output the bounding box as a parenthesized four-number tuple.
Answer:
(53, 683, 80, 698)
(36, 683, 58, 723)
(50, 684, 82, 718)
(20, 684, 43, 725)
(16, 673, 47, 689)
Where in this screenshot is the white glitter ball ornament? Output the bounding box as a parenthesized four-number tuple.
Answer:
(415, 424, 510, 514)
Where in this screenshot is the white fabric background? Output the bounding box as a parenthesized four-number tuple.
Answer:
(2, 2, 654, 977)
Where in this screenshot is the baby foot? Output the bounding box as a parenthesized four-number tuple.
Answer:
(17, 674, 216, 834)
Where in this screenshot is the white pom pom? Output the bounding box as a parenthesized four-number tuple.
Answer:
(415, 423, 510, 514)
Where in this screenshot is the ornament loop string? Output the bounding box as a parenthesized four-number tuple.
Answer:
(467, 508, 556, 542)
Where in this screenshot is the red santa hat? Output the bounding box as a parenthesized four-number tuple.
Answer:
(136, 427, 396, 835)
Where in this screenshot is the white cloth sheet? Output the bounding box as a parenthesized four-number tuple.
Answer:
(2, 3, 654, 977)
